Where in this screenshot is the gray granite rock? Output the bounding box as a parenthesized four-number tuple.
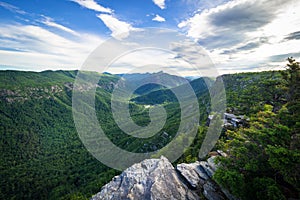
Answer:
(207, 156, 218, 172)
(177, 162, 202, 188)
(217, 150, 228, 158)
(91, 156, 200, 200)
(203, 180, 226, 200)
(199, 161, 215, 178)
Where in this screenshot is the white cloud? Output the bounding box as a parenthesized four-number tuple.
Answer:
(152, 0, 166, 9)
(0, 23, 104, 70)
(70, 0, 112, 13)
(97, 14, 137, 39)
(152, 14, 166, 22)
(178, 0, 300, 73)
(41, 16, 80, 36)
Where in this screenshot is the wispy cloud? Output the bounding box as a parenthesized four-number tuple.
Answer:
(284, 31, 300, 41)
(70, 0, 112, 13)
(0, 1, 27, 14)
(152, 0, 166, 9)
(0, 23, 103, 70)
(40, 16, 80, 36)
(152, 14, 165, 22)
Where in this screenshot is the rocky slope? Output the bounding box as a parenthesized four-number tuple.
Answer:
(92, 154, 236, 200)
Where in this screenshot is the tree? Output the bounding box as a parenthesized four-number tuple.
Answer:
(281, 57, 300, 134)
(281, 57, 300, 103)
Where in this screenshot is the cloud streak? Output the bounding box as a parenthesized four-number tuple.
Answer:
(0, 1, 27, 14)
(284, 31, 300, 41)
(40, 16, 80, 36)
(70, 0, 112, 13)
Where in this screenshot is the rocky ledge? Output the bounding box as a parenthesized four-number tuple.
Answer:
(92, 152, 237, 200)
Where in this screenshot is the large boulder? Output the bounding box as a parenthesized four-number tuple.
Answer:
(177, 161, 208, 188)
(177, 156, 228, 200)
(91, 156, 200, 200)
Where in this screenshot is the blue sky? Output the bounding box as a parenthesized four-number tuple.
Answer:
(0, 0, 300, 75)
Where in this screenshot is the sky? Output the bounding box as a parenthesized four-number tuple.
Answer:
(0, 0, 300, 75)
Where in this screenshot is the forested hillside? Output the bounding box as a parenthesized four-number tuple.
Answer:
(0, 70, 192, 199)
(0, 71, 120, 199)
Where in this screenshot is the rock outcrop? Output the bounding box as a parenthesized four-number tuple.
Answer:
(91, 156, 199, 200)
(92, 154, 236, 200)
(176, 157, 230, 200)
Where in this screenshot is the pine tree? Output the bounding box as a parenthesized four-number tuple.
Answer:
(281, 57, 300, 136)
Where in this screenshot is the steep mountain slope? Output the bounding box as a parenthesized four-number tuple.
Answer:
(0, 70, 185, 199)
(0, 70, 121, 199)
(117, 71, 188, 96)
(220, 71, 285, 114)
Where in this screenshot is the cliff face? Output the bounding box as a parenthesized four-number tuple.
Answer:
(92, 155, 235, 200)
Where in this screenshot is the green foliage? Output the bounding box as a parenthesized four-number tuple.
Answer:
(281, 57, 300, 103)
(0, 93, 120, 199)
(266, 145, 300, 186)
(251, 177, 285, 200)
(281, 57, 300, 133)
(174, 126, 207, 164)
(133, 83, 164, 95)
(221, 71, 285, 114)
(213, 169, 245, 197)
